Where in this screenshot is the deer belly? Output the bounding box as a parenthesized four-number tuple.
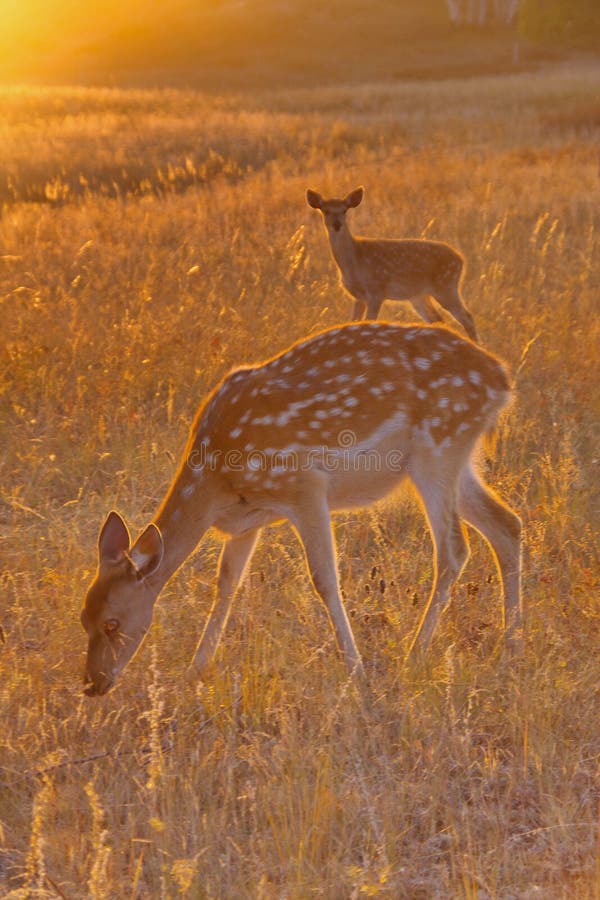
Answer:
(385, 273, 428, 301)
(325, 438, 411, 510)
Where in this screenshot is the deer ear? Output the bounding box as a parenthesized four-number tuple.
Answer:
(306, 189, 323, 210)
(345, 186, 364, 209)
(130, 524, 164, 579)
(98, 511, 130, 564)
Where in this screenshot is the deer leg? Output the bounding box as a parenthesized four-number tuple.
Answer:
(293, 495, 364, 677)
(351, 298, 367, 321)
(411, 293, 444, 325)
(406, 463, 470, 661)
(365, 296, 384, 320)
(458, 464, 522, 650)
(190, 528, 260, 673)
(432, 285, 479, 343)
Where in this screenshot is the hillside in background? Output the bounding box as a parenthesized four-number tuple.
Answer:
(0, 0, 567, 88)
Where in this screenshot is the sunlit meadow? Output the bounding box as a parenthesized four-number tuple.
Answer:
(1, 61, 599, 897)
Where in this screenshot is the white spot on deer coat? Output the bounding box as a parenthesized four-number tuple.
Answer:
(252, 415, 274, 426)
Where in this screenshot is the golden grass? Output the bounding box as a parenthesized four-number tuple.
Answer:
(1, 61, 599, 898)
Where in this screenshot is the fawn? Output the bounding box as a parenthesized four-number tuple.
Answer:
(307, 186, 479, 342)
(81, 322, 521, 695)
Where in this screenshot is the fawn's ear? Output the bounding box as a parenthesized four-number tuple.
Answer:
(98, 511, 131, 564)
(130, 524, 164, 579)
(306, 189, 323, 210)
(344, 186, 364, 209)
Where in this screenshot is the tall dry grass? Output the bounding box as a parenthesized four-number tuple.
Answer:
(0, 62, 599, 898)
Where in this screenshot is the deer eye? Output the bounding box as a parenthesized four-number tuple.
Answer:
(103, 618, 120, 635)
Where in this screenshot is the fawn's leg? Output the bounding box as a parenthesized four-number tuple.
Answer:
(433, 284, 479, 342)
(411, 293, 444, 325)
(458, 464, 523, 649)
(365, 295, 384, 320)
(293, 492, 364, 677)
(352, 298, 367, 320)
(190, 528, 260, 673)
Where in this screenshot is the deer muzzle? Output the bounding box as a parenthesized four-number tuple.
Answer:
(83, 669, 114, 697)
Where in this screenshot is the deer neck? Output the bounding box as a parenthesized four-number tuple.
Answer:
(327, 221, 359, 278)
(148, 461, 215, 590)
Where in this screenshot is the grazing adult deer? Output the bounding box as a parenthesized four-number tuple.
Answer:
(307, 186, 479, 342)
(81, 322, 521, 696)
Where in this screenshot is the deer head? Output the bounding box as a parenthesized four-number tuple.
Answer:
(306, 186, 364, 234)
(81, 511, 164, 696)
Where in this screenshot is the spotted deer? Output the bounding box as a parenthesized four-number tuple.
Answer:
(81, 322, 521, 695)
(307, 186, 479, 342)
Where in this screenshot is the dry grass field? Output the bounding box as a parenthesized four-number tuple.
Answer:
(1, 61, 599, 898)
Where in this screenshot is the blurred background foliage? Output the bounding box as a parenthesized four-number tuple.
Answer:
(0, 0, 598, 88)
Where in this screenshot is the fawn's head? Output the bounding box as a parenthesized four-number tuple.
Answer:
(306, 186, 363, 234)
(81, 511, 164, 696)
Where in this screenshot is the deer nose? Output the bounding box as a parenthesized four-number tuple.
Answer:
(83, 670, 113, 697)
(83, 670, 96, 696)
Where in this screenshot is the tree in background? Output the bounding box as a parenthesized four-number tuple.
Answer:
(444, 0, 520, 25)
(518, 0, 600, 44)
